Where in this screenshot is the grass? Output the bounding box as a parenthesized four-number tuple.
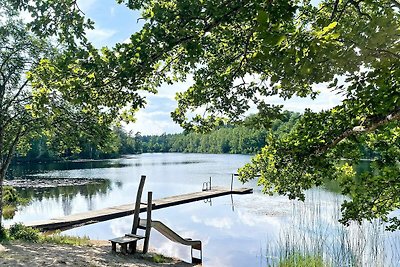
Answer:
(151, 254, 169, 263)
(139, 253, 174, 264)
(264, 189, 399, 267)
(278, 254, 327, 267)
(41, 231, 91, 246)
(1, 223, 91, 246)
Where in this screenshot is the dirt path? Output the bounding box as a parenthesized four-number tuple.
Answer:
(0, 241, 194, 267)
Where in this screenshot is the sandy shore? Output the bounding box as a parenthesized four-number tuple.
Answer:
(0, 240, 194, 267)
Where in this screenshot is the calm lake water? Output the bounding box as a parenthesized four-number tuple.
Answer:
(5, 153, 400, 267)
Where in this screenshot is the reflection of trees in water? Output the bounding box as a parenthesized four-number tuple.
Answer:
(6, 160, 129, 179)
(6, 179, 114, 217)
(16, 179, 112, 203)
(62, 194, 72, 215)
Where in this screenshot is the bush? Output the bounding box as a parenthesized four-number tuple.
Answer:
(3, 186, 18, 204)
(0, 226, 8, 242)
(1, 186, 31, 220)
(8, 223, 40, 243)
(2, 205, 16, 220)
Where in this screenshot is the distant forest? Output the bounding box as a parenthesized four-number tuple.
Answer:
(14, 112, 300, 162)
(14, 110, 376, 162)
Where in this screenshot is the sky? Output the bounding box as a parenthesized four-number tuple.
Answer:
(77, 0, 343, 135)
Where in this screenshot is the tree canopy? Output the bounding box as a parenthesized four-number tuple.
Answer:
(9, 0, 400, 229)
(0, 1, 135, 225)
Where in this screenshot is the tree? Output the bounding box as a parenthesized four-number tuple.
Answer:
(0, 2, 136, 227)
(120, 0, 399, 230)
(0, 7, 52, 225)
(11, 0, 399, 229)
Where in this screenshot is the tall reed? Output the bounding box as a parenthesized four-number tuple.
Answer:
(263, 189, 400, 267)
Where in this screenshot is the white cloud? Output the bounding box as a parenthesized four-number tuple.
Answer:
(267, 85, 344, 113)
(126, 109, 182, 135)
(110, 6, 115, 17)
(191, 215, 234, 229)
(76, 0, 98, 13)
(124, 94, 184, 135)
(126, 81, 344, 135)
(86, 27, 117, 48)
(156, 75, 194, 100)
(236, 209, 282, 228)
(110, 217, 131, 236)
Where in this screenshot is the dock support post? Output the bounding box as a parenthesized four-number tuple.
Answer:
(230, 174, 234, 191)
(143, 191, 153, 254)
(131, 175, 146, 235)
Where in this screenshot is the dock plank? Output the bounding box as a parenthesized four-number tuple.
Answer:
(25, 187, 252, 231)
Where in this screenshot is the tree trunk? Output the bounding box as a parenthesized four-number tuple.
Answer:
(0, 131, 22, 228)
(0, 171, 4, 228)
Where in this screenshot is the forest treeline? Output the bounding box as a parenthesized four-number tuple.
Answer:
(14, 112, 300, 162)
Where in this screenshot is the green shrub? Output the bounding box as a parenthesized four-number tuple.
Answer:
(8, 223, 40, 243)
(1, 186, 31, 220)
(0, 226, 8, 242)
(3, 186, 18, 204)
(2, 205, 16, 220)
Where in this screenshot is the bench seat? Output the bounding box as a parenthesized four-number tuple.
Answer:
(109, 234, 144, 254)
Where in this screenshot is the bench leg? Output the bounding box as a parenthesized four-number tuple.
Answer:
(121, 243, 128, 254)
(111, 242, 116, 252)
(128, 241, 137, 254)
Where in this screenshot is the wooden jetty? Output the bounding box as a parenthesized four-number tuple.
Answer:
(26, 186, 252, 231)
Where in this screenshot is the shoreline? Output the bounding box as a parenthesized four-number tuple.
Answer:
(0, 240, 196, 267)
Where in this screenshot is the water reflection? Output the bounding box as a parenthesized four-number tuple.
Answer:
(7, 160, 129, 179)
(7, 179, 113, 219)
(263, 190, 400, 267)
(129, 160, 206, 167)
(4, 154, 400, 267)
(16, 179, 112, 202)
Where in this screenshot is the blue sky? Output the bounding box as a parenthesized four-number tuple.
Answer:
(78, 0, 342, 135)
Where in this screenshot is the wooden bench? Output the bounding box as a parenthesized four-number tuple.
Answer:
(109, 234, 144, 254)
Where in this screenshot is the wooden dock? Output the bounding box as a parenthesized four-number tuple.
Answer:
(25, 187, 252, 231)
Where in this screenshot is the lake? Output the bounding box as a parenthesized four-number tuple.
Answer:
(5, 153, 400, 266)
